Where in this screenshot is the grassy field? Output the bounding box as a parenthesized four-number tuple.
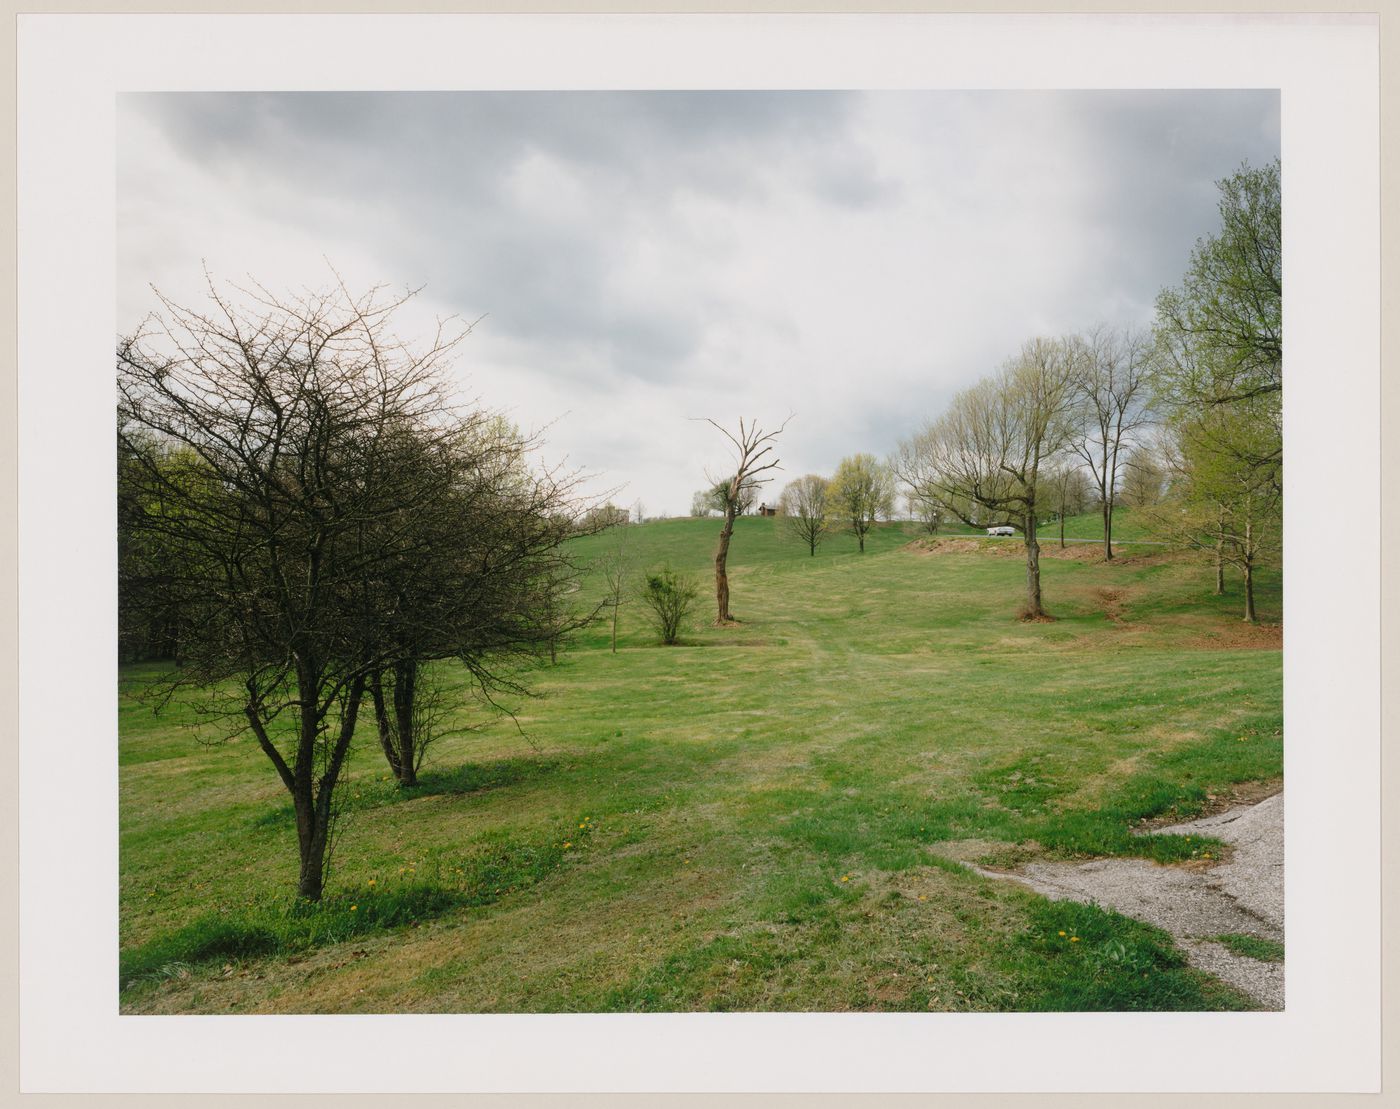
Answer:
(118, 513, 1282, 1013)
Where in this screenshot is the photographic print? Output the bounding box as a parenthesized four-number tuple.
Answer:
(114, 86, 1286, 1017)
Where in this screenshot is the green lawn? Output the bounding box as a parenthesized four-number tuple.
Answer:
(118, 514, 1281, 1013)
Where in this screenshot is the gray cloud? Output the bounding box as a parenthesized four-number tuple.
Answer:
(118, 89, 1278, 515)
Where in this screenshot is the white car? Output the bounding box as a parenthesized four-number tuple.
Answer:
(986, 525, 1016, 537)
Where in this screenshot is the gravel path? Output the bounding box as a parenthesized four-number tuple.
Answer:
(970, 794, 1284, 1008)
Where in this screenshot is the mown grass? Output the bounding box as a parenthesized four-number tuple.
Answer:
(119, 512, 1281, 1013)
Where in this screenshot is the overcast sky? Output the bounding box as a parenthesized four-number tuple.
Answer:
(117, 90, 1279, 517)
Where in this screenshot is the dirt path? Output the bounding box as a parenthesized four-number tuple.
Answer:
(969, 794, 1284, 1009)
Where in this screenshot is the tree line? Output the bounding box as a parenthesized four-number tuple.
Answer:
(690, 159, 1280, 625)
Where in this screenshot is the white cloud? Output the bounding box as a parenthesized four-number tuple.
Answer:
(118, 90, 1278, 517)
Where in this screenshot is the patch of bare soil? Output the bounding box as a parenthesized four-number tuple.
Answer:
(908, 537, 982, 555)
(1036, 543, 1109, 562)
(1092, 586, 1128, 622)
(1180, 621, 1283, 650)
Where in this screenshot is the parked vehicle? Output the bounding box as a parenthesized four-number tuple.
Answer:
(986, 525, 1016, 537)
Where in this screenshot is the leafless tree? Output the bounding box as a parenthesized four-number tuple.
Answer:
(1069, 325, 1154, 560)
(1042, 463, 1092, 548)
(1118, 442, 1168, 509)
(904, 489, 943, 534)
(599, 525, 634, 654)
(894, 337, 1078, 617)
(698, 415, 790, 623)
(117, 275, 594, 897)
(778, 474, 831, 556)
(358, 416, 596, 787)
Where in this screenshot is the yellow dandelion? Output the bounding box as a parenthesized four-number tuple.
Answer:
(918, 895, 927, 902)
(1070, 936, 1080, 943)
(563, 842, 572, 849)
(350, 905, 358, 912)
(1058, 931, 1066, 937)
(368, 879, 376, 887)
(1203, 853, 1212, 859)
(840, 875, 850, 882)
(579, 823, 586, 829)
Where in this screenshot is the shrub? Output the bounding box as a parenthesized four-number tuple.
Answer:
(640, 566, 699, 644)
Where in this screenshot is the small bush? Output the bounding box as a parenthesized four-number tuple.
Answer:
(639, 566, 699, 644)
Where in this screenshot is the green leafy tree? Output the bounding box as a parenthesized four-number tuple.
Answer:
(640, 566, 699, 645)
(1152, 159, 1282, 620)
(829, 454, 895, 553)
(1155, 159, 1281, 414)
(894, 336, 1079, 617)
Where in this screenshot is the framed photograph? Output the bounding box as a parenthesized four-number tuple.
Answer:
(13, 8, 1382, 1099)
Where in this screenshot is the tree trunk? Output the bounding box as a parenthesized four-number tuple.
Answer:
(610, 600, 619, 652)
(714, 506, 736, 623)
(1214, 506, 1227, 594)
(393, 659, 418, 787)
(857, 521, 866, 553)
(1059, 506, 1066, 549)
(295, 798, 329, 901)
(1024, 513, 1044, 618)
(1242, 518, 1257, 624)
(1102, 499, 1113, 561)
(370, 673, 403, 781)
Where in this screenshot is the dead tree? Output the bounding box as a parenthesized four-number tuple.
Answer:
(698, 415, 790, 624)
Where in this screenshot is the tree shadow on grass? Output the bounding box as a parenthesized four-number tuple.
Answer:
(404, 756, 559, 799)
(246, 756, 560, 829)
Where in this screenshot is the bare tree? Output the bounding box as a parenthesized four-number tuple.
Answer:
(1069, 325, 1154, 560)
(830, 454, 895, 553)
(894, 337, 1078, 618)
(689, 489, 715, 517)
(905, 488, 943, 535)
(117, 275, 595, 895)
(1118, 443, 1167, 509)
(599, 526, 634, 654)
(1042, 463, 1091, 548)
(778, 474, 830, 555)
(698, 416, 790, 623)
(359, 416, 596, 787)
